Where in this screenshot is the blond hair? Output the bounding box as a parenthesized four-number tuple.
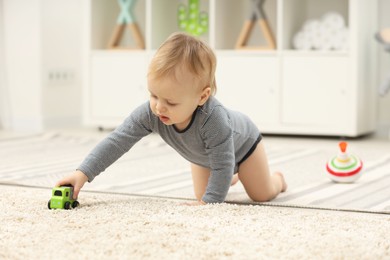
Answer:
(148, 32, 217, 95)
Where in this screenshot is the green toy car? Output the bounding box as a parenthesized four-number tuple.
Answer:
(48, 186, 79, 210)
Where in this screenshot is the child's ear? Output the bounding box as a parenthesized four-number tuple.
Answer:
(199, 87, 211, 105)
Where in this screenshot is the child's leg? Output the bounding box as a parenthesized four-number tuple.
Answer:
(238, 142, 287, 202)
(191, 163, 210, 201)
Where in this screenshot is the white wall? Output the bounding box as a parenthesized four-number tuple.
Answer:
(41, 0, 83, 127)
(2, 0, 43, 132)
(378, 0, 390, 128)
(0, 0, 8, 129)
(1, 1, 390, 133)
(0, 0, 83, 132)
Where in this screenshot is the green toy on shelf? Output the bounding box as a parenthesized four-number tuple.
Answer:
(177, 0, 208, 36)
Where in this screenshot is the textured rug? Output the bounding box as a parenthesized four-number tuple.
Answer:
(1, 132, 390, 214)
(2, 184, 390, 259)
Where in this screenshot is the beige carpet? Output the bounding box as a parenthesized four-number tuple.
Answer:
(1, 184, 390, 259)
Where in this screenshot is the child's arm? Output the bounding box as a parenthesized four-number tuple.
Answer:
(55, 170, 88, 199)
(56, 102, 154, 199)
(78, 102, 153, 182)
(201, 107, 236, 204)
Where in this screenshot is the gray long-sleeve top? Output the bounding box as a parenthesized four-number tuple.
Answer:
(78, 96, 261, 203)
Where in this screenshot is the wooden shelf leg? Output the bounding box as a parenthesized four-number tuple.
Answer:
(259, 18, 276, 49)
(108, 24, 126, 49)
(128, 23, 145, 49)
(235, 20, 255, 49)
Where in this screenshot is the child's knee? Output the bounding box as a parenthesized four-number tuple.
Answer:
(249, 193, 275, 203)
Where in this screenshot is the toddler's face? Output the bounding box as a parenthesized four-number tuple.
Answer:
(148, 69, 209, 131)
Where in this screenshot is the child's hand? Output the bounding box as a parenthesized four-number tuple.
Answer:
(182, 200, 207, 206)
(55, 170, 88, 199)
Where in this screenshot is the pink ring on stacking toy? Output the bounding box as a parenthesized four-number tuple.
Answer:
(326, 141, 363, 183)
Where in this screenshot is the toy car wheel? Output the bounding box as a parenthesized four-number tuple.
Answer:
(48, 200, 52, 209)
(64, 201, 71, 210)
(72, 201, 79, 208)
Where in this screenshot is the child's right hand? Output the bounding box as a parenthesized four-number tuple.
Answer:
(55, 170, 89, 199)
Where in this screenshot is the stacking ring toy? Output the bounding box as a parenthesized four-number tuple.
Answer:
(326, 141, 363, 183)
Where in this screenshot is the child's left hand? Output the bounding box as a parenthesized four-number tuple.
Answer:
(182, 200, 206, 206)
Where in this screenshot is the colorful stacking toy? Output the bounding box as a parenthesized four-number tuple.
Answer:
(326, 141, 363, 183)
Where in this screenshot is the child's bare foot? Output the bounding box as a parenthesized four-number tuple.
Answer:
(231, 174, 239, 186)
(274, 172, 287, 192)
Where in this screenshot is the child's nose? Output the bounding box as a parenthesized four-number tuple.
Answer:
(156, 101, 166, 113)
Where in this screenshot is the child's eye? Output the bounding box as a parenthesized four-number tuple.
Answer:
(167, 102, 178, 106)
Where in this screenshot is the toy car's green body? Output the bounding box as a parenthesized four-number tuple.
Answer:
(48, 186, 79, 210)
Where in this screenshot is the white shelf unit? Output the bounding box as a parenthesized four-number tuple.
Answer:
(83, 0, 378, 137)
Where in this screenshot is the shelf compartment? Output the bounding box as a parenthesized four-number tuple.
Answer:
(282, 0, 349, 51)
(214, 0, 277, 50)
(149, 0, 211, 50)
(90, 0, 147, 50)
